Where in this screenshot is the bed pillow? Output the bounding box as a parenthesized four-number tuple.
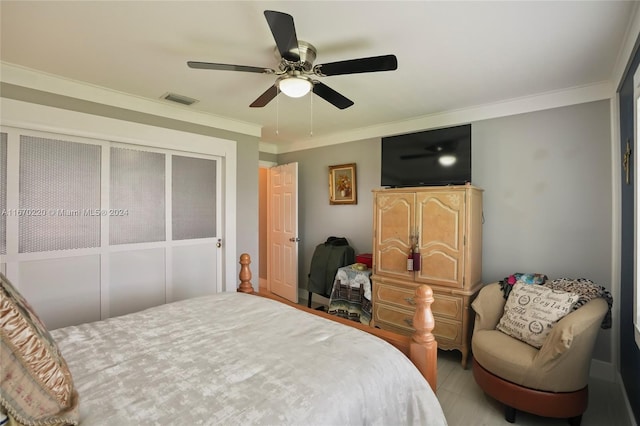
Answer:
(496, 282, 578, 348)
(0, 273, 79, 425)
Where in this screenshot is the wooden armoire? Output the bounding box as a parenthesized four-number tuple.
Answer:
(370, 184, 483, 368)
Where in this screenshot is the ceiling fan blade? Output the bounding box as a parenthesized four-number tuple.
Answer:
(187, 61, 274, 74)
(312, 82, 354, 110)
(314, 54, 398, 76)
(250, 85, 279, 108)
(264, 10, 300, 62)
(400, 153, 437, 160)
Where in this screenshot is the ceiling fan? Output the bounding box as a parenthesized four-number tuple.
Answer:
(187, 10, 398, 110)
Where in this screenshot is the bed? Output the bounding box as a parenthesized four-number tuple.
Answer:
(0, 254, 446, 426)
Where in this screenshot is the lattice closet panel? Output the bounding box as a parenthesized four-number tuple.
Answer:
(110, 147, 165, 245)
(1, 133, 6, 255)
(19, 136, 101, 253)
(172, 155, 217, 240)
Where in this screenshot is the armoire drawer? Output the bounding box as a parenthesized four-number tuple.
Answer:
(431, 294, 463, 321)
(374, 283, 416, 310)
(374, 282, 463, 321)
(373, 303, 463, 344)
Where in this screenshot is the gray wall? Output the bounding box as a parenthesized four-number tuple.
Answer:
(473, 101, 612, 285)
(279, 99, 613, 362)
(259, 151, 278, 163)
(234, 135, 259, 273)
(473, 101, 612, 362)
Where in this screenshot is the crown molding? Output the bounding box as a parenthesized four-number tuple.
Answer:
(0, 61, 262, 138)
(258, 141, 279, 154)
(1, 62, 616, 156)
(276, 80, 614, 154)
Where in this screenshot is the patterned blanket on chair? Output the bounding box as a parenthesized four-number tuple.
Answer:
(499, 274, 612, 329)
(543, 278, 612, 329)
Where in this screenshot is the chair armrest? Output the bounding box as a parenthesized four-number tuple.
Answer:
(535, 297, 608, 364)
(526, 297, 609, 391)
(471, 282, 506, 332)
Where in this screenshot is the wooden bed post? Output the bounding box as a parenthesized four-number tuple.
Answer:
(237, 253, 255, 293)
(410, 285, 438, 393)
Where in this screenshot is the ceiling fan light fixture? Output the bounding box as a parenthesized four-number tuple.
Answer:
(278, 76, 312, 98)
(439, 154, 457, 167)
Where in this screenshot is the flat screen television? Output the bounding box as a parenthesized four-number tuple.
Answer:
(381, 124, 471, 187)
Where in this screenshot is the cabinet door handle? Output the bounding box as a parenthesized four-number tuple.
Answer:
(404, 318, 413, 327)
(404, 297, 415, 306)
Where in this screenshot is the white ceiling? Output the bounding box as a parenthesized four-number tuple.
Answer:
(0, 1, 636, 151)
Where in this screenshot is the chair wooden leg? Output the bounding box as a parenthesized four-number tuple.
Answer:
(505, 406, 516, 423)
(568, 415, 582, 426)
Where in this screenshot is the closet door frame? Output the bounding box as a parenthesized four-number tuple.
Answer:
(0, 98, 237, 323)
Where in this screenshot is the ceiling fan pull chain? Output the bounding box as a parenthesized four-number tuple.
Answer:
(310, 91, 313, 137)
(276, 86, 280, 136)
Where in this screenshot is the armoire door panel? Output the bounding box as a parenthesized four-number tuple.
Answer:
(374, 192, 414, 278)
(421, 250, 459, 285)
(415, 191, 465, 287)
(376, 246, 413, 279)
(418, 195, 461, 250)
(376, 193, 414, 244)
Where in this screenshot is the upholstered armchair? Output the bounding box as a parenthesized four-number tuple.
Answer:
(471, 282, 608, 425)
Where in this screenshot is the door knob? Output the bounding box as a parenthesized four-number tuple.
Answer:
(289, 237, 300, 242)
(216, 238, 222, 248)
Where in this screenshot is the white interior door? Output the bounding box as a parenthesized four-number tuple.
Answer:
(268, 163, 298, 303)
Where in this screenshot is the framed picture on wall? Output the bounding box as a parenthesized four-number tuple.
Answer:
(329, 163, 357, 205)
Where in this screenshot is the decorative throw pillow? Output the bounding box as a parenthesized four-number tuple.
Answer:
(0, 273, 79, 425)
(496, 282, 578, 348)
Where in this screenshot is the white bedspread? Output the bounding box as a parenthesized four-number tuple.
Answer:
(52, 292, 447, 425)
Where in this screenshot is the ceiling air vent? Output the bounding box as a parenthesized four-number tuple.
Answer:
(161, 92, 199, 106)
